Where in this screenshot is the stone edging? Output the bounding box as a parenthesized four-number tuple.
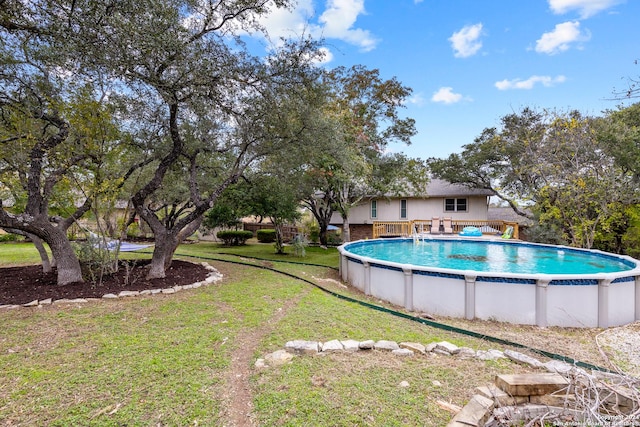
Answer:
(0, 262, 223, 309)
(256, 338, 580, 374)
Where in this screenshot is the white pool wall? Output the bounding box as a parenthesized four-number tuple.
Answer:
(338, 238, 640, 328)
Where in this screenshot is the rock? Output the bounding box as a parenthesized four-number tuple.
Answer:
(543, 360, 577, 375)
(476, 349, 506, 361)
(0, 305, 20, 309)
(432, 380, 442, 387)
(254, 358, 267, 369)
(447, 394, 494, 427)
(161, 288, 176, 294)
(139, 290, 152, 295)
(285, 340, 320, 355)
(341, 340, 361, 352)
(39, 298, 52, 305)
(102, 293, 118, 299)
(264, 350, 294, 366)
(149, 289, 162, 294)
(321, 340, 344, 352)
(425, 342, 438, 352)
(118, 290, 139, 297)
(173, 285, 183, 292)
(400, 342, 426, 354)
(392, 348, 414, 357)
(504, 349, 544, 368)
(435, 341, 459, 354)
(456, 347, 476, 359)
(23, 300, 38, 307)
(359, 340, 375, 350)
(476, 385, 529, 406)
(399, 381, 410, 388)
(494, 373, 569, 396)
(374, 340, 400, 351)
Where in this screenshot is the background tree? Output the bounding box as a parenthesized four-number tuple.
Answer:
(0, 2, 123, 284)
(242, 173, 302, 254)
(430, 108, 637, 249)
(202, 184, 251, 232)
(310, 65, 420, 242)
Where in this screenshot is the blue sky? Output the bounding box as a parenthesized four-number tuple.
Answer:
(251, 0, 640, 160)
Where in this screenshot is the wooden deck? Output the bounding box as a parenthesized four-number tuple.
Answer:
(373, 219, 519, 239)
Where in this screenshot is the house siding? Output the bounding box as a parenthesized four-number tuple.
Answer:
(331, 195, 489, 224)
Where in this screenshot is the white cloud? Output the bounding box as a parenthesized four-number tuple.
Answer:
(318, 0, 378, 52)
(408, 93, 425, 106)
(431, 87, 464, 104)
(256, 0, 378, 56)
(258, 0, 317, 41)
(449, 23, 484, 58)
(535, 21, 590, 54)
(548, 0, 624, 18)
(313, 47, 334, 64)
(495, 75, 567, 90)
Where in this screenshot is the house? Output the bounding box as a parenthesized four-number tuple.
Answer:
(331, 179, 496, 240)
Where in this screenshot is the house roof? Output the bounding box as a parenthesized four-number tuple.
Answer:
(425, 179, 494, 197)
(487, 206, 534, 225)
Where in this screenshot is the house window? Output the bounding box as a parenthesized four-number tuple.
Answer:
(445, 198, 467, 212)
(400, 199, 407, 219)
(371, 200, 377, 218)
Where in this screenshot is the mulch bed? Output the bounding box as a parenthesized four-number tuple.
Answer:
(0, 260, 210, 305)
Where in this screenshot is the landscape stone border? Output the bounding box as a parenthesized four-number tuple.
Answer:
(256, 338, 579, 373)
(0, 262, 223, 310)
(257, 339, 638, 426)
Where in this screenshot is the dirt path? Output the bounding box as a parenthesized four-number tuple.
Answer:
(219, 288, 311, 427)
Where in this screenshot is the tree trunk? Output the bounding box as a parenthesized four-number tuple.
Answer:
(48, 232, 84, 285)
(342, 216, 351, 242)
(274, 224, 285, 254)
(145, 217, 202, 279)
(319, 223, 328, 247)
(0, 217, 83, 285)
(3, 228, 52, 273)
(30, 234, 52, 273)
(147, 231, 173, 279)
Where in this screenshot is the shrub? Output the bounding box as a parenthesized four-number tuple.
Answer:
(73, 238, 118, 285)
(0, 233, 21, 242)
(291, 234, 308, 257)
(256, 229, 276, 243)
(217, 230, 253, 246)
(308, 224, 319, 243)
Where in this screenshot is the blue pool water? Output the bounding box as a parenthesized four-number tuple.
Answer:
(344, 239, 635, 275)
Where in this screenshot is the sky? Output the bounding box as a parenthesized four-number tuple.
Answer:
(248, 0, 640, 160)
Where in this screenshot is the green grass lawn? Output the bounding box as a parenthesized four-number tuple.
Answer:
(0, 240, 538, 426)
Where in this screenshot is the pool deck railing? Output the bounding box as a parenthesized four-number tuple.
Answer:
(373, 220, 519, 239)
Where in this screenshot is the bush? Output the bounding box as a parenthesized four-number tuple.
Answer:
(217, 230, 253, 246)
(308, 224, 319, 243)
(73, 238, 118, 285)
(291, 234, 308, 257)
(256, 229, 276, 243)
(0, 233, 21, 242)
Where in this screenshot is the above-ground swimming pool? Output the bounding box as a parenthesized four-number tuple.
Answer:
(338, 237, 640, 328)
